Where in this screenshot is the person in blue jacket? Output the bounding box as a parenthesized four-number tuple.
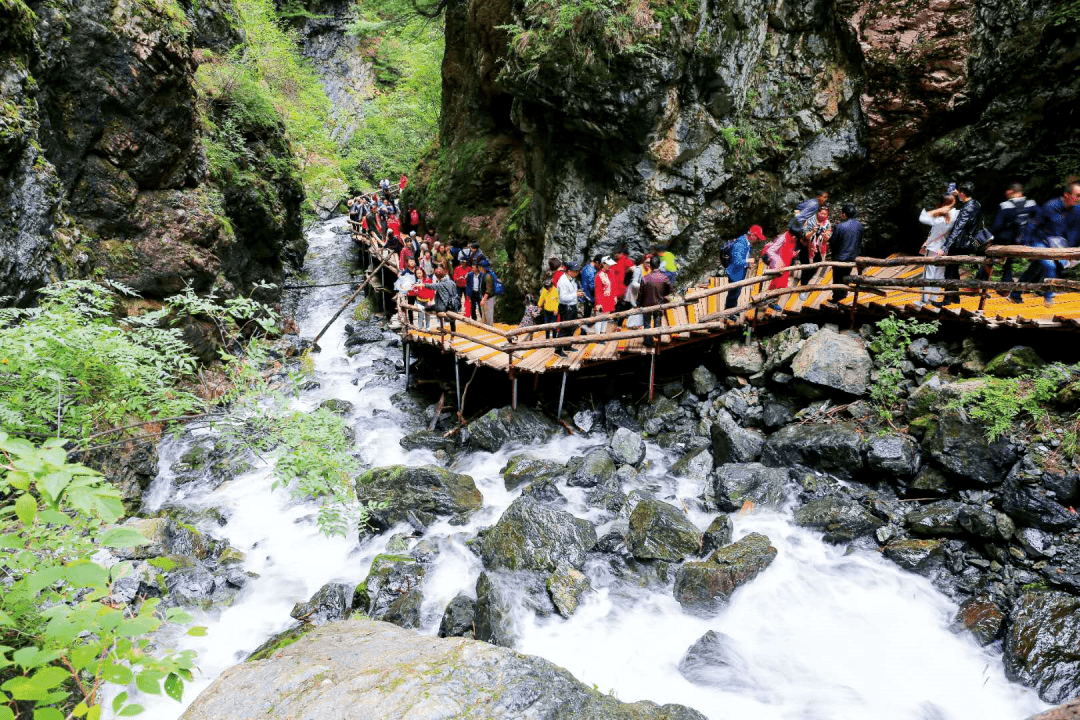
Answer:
(725, 225, 765, 310)
(1010, 181, 1080, 307)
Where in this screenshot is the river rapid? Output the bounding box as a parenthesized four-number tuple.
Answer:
(134, 216, 1049, 720)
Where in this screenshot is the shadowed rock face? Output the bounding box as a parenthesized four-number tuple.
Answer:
(0, 0, 305, 304)
(412, 0, 1079, 293)
(182, 618, 709, 720)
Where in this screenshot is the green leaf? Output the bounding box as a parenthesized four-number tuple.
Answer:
(165, 608, 193, 624)
(98, 527, 152, 549)
(164, 672, 184, 702)
(112, 691, 128, 712)
(64, 561, 110, 590)
(0, 611, 14, 628)
(0, 706, 14, 720)
(5, 470, 31, 491)
(117, 705, 145, 717)
(103, 662, 134, 685)
(187, 626, 208, 637)
(34, 708, 65, 720)
(12, 645, 41, 670)
(135, 669, 162, 695)
(29, 666, 69, 690)
(87, 705, 102, 720)
(14, 493, 37, 526)
(39, 470, 72, 504)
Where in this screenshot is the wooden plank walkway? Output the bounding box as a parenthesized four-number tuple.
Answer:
(349, 225, 1080, 376)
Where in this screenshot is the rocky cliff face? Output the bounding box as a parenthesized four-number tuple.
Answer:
(0, 0, 306, 305)
(413, 0, 1078, 288)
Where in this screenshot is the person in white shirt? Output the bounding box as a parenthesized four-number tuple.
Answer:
(555, 263, 584, 357)
(917, 190, 959, 306)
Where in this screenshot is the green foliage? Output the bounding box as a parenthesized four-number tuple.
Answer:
(343, 3, 443, 185)
(951, 365, 1071, 442)
(868, 316, 940, 419)
(196, 0, 346, 211)
(0, 281, 202, 442)
(1049, 0, 1080, 25)
(0, 432, 197, 717)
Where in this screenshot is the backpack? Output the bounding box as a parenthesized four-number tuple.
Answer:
(490, 267, 505, 296)
(719, 237, 737, 267)
(410, 209, 420, 226)
(449, 289, 462, 312)
(1009, 198, 1037, 243)
(454, 266, 468, 288)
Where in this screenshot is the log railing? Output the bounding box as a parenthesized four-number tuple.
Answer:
(348, 220, 1080, 370)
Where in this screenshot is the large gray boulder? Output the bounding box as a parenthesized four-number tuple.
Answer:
(691, 366, 718, 396)
(710, 409, 766, 465)
(480, 495, 597, 572)
(627, 499, 703, 562)
(290, 582, 354, 627)
(1001, 470, 1080, 533)
(355, 555, 425, 630)
(720, 339, 764, 375)
(866, 433, 920, 476)
(760, 423, 865, 479)
(790, 329, 872, 395)
(673, 533, 777, 613)
(670, 447, 713, 481)
(182, 618, 708, 719)
(501, 454, 566, 491)
(793, 497, 884, 543)
(709, 463, 789, 512)
(438, 593, 476, 638)
(568, 447, 618, 488)
(474, 571, 518, 647)
(922, 412, 1019, 487)
(1004, 591, 1080, 704)
(905, 501, 965, 537)
(355, 465, 482, 530)
(609, 428, 647, 466)
(464, 406, 559, 453)
(678, 631, 751, 689)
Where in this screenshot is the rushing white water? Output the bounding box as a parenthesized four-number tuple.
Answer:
(133, 217, 1048, 720)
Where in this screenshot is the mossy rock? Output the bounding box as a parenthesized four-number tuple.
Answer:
(985, 346, 1044, 378)
(247, 623, 313, 662)
(355, 465, 482, 529)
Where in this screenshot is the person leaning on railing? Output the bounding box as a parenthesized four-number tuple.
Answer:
(828, 204, 864, 304)
(915, 187, 958, 307)
(640, 258, 673, 348)
(554, 263, 584, 358)
(938, 181, 982, 307)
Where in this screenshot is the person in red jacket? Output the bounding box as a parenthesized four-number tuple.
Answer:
(610, 246, 633, 301)
(594, 257, 618, 333)
(399, 174, 408, 192)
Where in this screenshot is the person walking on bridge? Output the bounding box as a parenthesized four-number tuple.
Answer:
(555, 263, 584, 358)
(938, 182, 983, 307)
(829, 204, 863, 304)
(1010, 181, 1080, 307)
(640, 258, 673, 348)
(724, 225, 763, 311)
(916, 188, 958, 306)
(980, 182, 1036, 285)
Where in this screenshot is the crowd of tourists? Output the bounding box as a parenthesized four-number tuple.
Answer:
(348, 176, 1080, 348)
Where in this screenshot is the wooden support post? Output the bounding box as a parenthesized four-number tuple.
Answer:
(978, 286, 989, 313)
(849, 290, 859, 329)
(557, 372, 567, 419)
(511, 370, 518, 410)
(649, 350, 657, 403)
(454, 358, 461, 410)
(404, 341, 411, 389)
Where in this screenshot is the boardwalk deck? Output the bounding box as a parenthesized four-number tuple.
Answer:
(349, 224, 1080, 377)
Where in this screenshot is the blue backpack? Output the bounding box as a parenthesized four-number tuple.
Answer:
(491, 268, 505, 296)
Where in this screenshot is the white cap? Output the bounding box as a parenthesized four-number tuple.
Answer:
(603, 256, 616, 266)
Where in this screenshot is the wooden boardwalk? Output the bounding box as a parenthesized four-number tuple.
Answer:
(350, 223, 1080, 378)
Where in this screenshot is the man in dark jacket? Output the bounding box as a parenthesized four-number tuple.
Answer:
(1010, 181, 1080, 307)
(938, 181, 982, 306)
(979, 182, 1036, 283)
(640, 258, 673, 347)
(829, 204, 863, 303)
(432, 267, 459, 334)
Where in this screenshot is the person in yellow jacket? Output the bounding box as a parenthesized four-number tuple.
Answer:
(536, 279, 560, 339)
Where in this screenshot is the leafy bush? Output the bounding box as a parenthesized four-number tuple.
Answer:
(0, 432, 199, 718)
(868, 315, 939, 419)
(952, 365, 1072, 441)
(0, 281, 202, 442)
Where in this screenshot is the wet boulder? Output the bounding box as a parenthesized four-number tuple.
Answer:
(438, 593, 476, 638)
(501, 454, 565, 491)
(480, 495, 597, 572)
(474, 572, 518, 647)
(761, 423, 865, 479)
(921, 412, 1019, 487)
(344, 325, 385, 347)
(355, 554, 425, 630)
(905, 501, 965, 537)
(1004, 591, 1080, 704)
(164, 566, 217, 608)
(882, 539, 949, 587)
(572, 409, 601, 434)
(691, 365, 718, 396)
(720, 339, 764, 375)
(793, 497, 884, 543)
(603, 398, 642, 432)
(567, 447, 617, 488)
(639, 396, 686, 435)
(317, 398, 354, 416)
(609, 428, 647, 466)
(670, 447, 713, 481)
(521, 478, 565, 504)
(710, 410, 765, 465)
(627, 499, 703, 562)
(547, 561, 591, 618)
(1001, 470, 1080, 533)
(290, 582, 353, 627)
(986, 346, 1044, 378)
(762, 325, 803, 373)
(464, 406, 558, 453)
(790, 329, 872, 396)
(355, 465, 483, 530)
(700, 515, 734, 556)
(398, 430, 459, 453)
(866, 433, 920, 476)
(709, 463, 788, 513)
(678, 631, 750, 689)
(673, 533, 777, 613)
(955, 596, 1005, 646)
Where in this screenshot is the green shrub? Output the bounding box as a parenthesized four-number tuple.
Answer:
(868, 315, 939, 420)
(0, 432, 199, 718)
(951, 365, 1072, 441)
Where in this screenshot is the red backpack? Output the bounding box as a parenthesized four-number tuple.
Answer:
(453, 265, 468, 288)
(410, 209, 420, 226)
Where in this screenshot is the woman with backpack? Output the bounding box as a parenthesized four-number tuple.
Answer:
(432, 267, 460, 334)
(764, 230, 797, 311)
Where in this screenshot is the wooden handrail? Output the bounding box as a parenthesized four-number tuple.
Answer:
(985, 246, 1080, 259)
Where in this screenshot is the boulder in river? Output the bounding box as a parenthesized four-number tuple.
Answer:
(547, 561, 591, 618)
(790, 329, 872, 396)
(954, 596, 1005, 646)
(710, 409, 765, 465)
(355, 554, 425, 630)
(1004, 591, 1080, 704)
(701, 515, 734, 556)
(678, 630, 750, 689)
(567, 447, 618, 488)
(464, 406, 558, 453)
(709, 463, 788, 513)
(501, 454, 566, 491)
(474, 571, 518, 647)
(480, 495, 597, 572)
(761, 422, 865, 479)
(922, 411, 1019, 487)
(182, 617, 709, 719)
(670, 447, 713, 481)
(627, 499, 703, 562)
(290, 582, 354, 627)
(673, 533, 777, 613)
(793, 497, 884, 543)
(609, 427, 647, 466)
(438, 593, 476, 639)
(355, 465, 483, 530)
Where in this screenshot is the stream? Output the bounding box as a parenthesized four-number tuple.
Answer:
(134, 216, 1049, 720)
